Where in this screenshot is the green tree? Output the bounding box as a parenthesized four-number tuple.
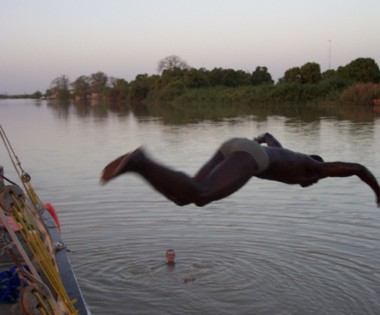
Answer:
(222, 69, 239, 87)
(300, 62, 322, 84)
(207, 68, 225, 86)
(230, 70, 251, 87)
(183, 68, 209, 88)
(206, 68, 250, 87)
(338, 57, 380, 83)
(32, 91, 42, 99)
(157, 55, 189, 73)
(300, 62, 321, 84)
(50, 75, 70, 99)
(321, 69, 336, 80)
(109, 77, 129, 101)
(251, 66, 274, 85)
(129, 74, 153, 103)
(160, 67, 187, 88)
(281, 67, 301, 83)
(72, 75, 91, 99)
(90, 71, 108, 96)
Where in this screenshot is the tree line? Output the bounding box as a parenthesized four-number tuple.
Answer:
(6, 55, 379, 105)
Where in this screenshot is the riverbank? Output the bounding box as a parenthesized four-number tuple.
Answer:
(143, 81, 380, 108)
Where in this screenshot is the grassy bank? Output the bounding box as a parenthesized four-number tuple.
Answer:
(146, 79, 337, 105)
(143, 80, 380, 109)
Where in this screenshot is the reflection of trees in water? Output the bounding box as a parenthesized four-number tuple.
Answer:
(43, 99, 130, 120)
(40, 99, 379, 125)
(45, 99, 71, 119)
(132, 101, 379, 125)
(336, 105, 378, 122)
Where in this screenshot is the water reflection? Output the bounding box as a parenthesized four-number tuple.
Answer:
(38, 99, 380, 125)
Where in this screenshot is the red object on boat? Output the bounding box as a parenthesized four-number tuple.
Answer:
(44, 203, 61, 233)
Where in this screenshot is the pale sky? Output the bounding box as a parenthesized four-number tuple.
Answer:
(1, 0, 379, 94)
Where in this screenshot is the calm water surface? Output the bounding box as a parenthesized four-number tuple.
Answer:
(1, 99, 380, 315)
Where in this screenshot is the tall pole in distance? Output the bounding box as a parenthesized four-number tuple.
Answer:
(328, 40, 332, 70)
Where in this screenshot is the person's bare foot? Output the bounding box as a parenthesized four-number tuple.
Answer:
(100, 147, 144, 184)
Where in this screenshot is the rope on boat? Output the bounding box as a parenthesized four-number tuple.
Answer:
(0, 125, 25, 179)
(0, 125, 47, 215)
(0, 125, 78, 314)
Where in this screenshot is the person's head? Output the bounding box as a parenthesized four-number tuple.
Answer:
(166, 249, 176, 264)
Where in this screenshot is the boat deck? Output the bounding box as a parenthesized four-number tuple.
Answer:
(0, 210, 91, 315)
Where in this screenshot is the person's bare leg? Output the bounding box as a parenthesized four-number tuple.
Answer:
(193, 152, 258, 206)
(194, 151, 225, 182)
(101, 147, 144, 183)
(135, 151, 258, 206)
(101, 149, 258, 206)
(101, 148, 202, 206)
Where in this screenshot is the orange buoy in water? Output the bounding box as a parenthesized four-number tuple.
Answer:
(44, 203, 61, 233)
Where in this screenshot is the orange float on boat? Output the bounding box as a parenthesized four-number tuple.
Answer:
(44, 203, 61, 233)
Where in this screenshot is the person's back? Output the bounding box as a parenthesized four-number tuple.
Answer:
(258, 146, 323, 187)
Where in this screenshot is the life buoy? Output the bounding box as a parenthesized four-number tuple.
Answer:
(44, 203, 61, 233)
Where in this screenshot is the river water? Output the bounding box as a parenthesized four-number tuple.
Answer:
(1, 99, 380, 315)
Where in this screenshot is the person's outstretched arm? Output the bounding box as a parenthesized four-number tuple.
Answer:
(254, 132, 283, 148)
(321, 162, 380, 207)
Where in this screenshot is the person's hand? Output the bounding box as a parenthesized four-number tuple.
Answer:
(254, 133, 267, 144)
